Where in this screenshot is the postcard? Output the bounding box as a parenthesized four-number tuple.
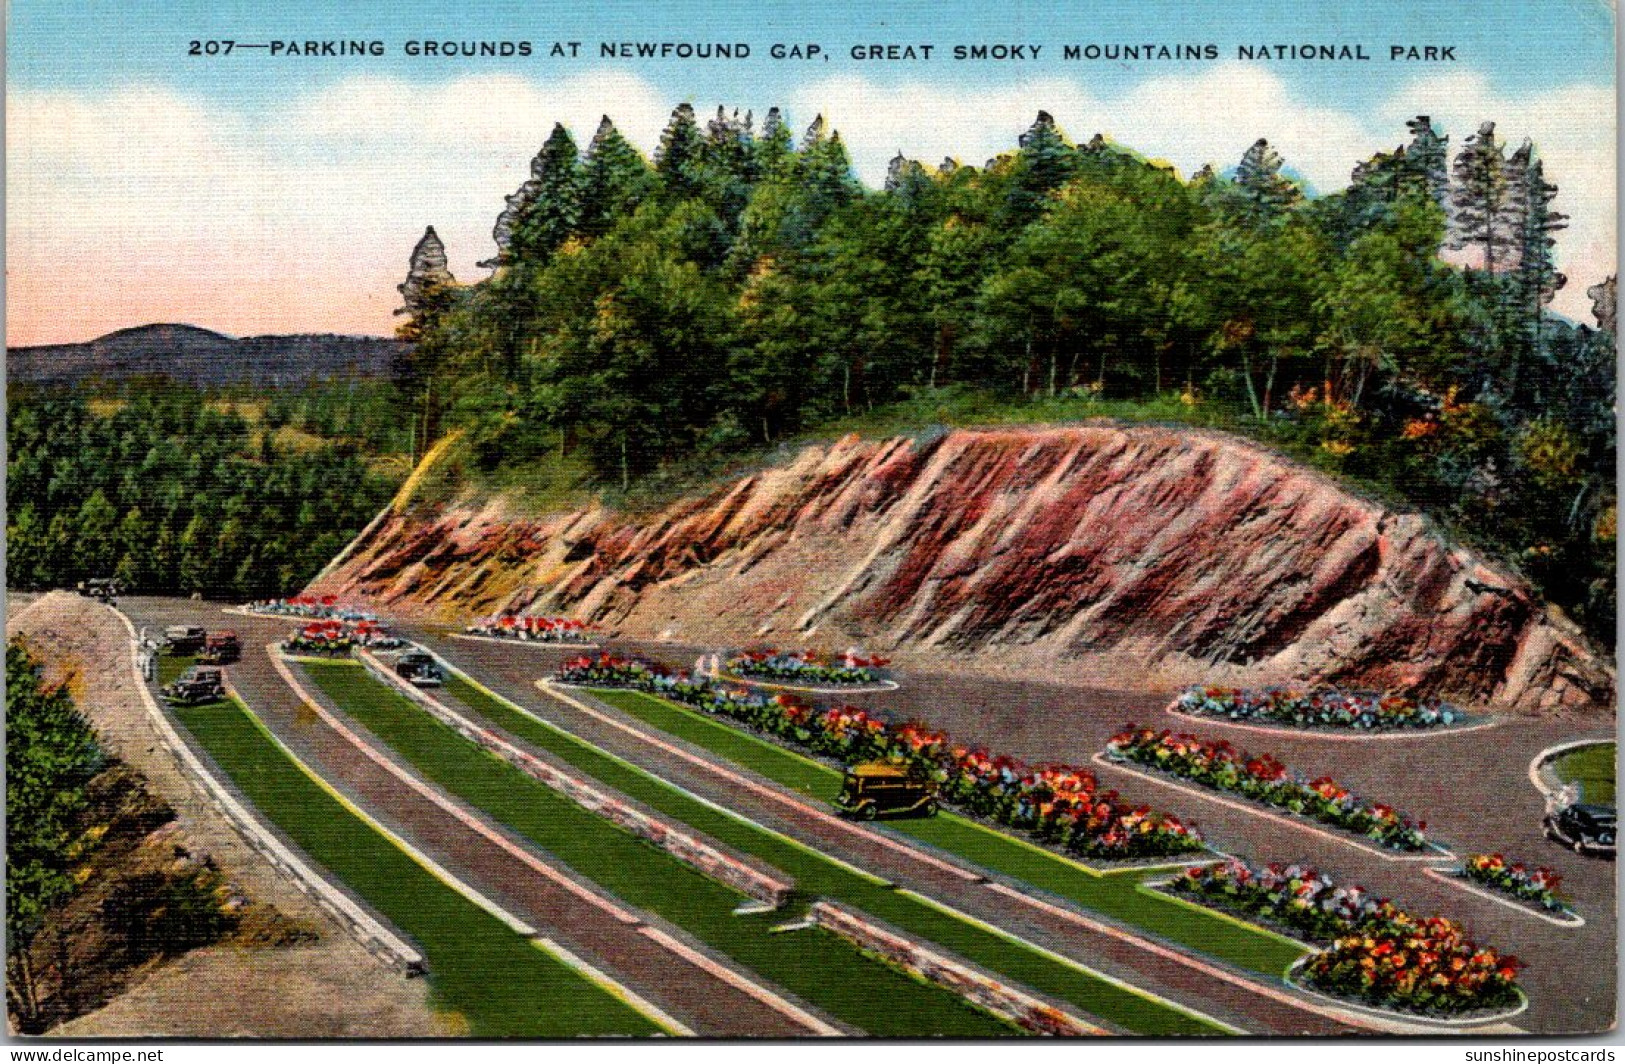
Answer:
(5, 0, 1617, 1044)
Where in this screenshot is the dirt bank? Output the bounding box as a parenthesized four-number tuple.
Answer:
(7, 592, 438, 1037)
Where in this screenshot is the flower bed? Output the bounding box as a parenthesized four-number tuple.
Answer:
(246, 595, 377, 623)
(465, 614, 594, 643)
(1169, 859, 1522, 1017)
(1175, 685, 1466, 731)
(725, 648, 889, 687)
(281, 618, 399, 657)
(557, 654, 1203, 861)
(1461, 854, 1566, 914)
(1105, 727, 1430, 852)
(282, 633, 355, 658)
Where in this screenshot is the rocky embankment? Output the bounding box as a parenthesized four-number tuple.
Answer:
(311, 425, 1614, 716)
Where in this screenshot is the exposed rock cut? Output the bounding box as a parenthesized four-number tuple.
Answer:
(312, 426, 1613, 716)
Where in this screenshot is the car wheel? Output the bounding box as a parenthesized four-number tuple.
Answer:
(922, 800, 939, 817)
(859, 804, 877, 821)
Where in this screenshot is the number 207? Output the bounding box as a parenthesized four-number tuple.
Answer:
(188, 40, 235, 55)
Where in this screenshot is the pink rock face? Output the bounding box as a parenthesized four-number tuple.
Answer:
(310, 426, 1613, 715)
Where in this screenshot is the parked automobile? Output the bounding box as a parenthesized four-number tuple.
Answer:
(162, 625, 208, 654)
(395, 651, 445, 687)
(1544, 802, 1617, 858)
(833, 763, 939, 820)
(76, 577, 120, 602)
(198, 631, 241, 665)
(161, 666, 225, 706)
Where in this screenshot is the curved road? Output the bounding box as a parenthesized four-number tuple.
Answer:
(123, 598, 817, 1038)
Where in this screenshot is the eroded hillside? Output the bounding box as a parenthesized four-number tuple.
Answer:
(310, 425, 1613, 715)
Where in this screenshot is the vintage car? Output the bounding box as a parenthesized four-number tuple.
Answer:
(161, 666, 226, 706)
(198, 631, 242, 664)
(75, 577, 120, 601)
(1544, 802, 1616, 858)
(395, 651, 445, 687)
(833, 762, 939, 820)
(162, 625, 209, 655)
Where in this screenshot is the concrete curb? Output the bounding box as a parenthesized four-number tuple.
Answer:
(1163, 697, 1501, 741)
(544, 681, 1401, 1033)
(1092, 753, 1456, 862)
(299, 648, 832, 1036)
(109, 606, 427, 977)
(452, 632, 601, 652)
(810, 901, 1105, 1036)
(1422, 867, 1585, 928)
(358, 648, 792, 907)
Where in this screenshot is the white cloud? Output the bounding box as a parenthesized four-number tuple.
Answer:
(6, 66, 1615, 343)
(6, 74, 673, 344)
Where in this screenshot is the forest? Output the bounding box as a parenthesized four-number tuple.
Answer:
(391, 104, 1615, 645)
(5, 381, 405, 601)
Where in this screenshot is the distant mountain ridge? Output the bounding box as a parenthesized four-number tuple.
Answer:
(8, 324, 404, 387)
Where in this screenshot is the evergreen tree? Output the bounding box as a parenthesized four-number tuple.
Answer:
(1449, 121, 1516, 274)
(790, 117, 858, 236)
(1404, 114, 1451, 210)
(1004, 111, 1077, 222)
(1231, 138, 1303, 226)
(654, 103, 705, 200)
(580, 116, 654, 237)
(507, 123, 584, 264)
(1508, 140, 1568, 370)
(73, 489, 119, 576)
(394, 226, 460, 458)
(753, 107, 796, 181)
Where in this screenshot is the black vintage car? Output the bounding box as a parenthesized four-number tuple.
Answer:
(162, 625, 208, 655)
(833, 763, 939, 820)
(162, 666, 226, 706)
(1544, 802, 1617, 858)
(395, 651, 445, 687)
(76, 578, 120, 602)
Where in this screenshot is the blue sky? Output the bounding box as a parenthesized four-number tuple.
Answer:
(7, 0, 1616, 342)
(10, 0, 1615, 103)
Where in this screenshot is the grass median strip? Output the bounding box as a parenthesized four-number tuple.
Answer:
(1553, 741, 1616, 805)
(433, 673, 1230, 1035)
(165, 691, 659, 1037)
(303, 662, 1012, 1037)
(585, 687, 1306, 979)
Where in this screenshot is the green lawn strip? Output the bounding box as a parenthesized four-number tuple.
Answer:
(305, 663, 1008, 1038)
(165, 692, 656, 1037)
(1554, 742, 1616, 805)
(586, 687, 1306, 979)
(438, 675, 1226, 1035)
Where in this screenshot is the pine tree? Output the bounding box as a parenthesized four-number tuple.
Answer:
(1403, 115, 1450, 210)
(580, 116, 654, 237)
(394, 226, 459, 457)
(507, 123, 584, 264)
(395, 226, 457, 329)
(74, 489, 119, 576)
(1507, 140, 1568, 393)
(795, 117, 858, 227)
(1004, 111, 1076, 222)
(754, 107, 795, 181)
(699, 105, 756, 225)
(1449, 121, 1516, 274)
(655, 103, 704, 200)
(1232, 138, 1302, 226)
